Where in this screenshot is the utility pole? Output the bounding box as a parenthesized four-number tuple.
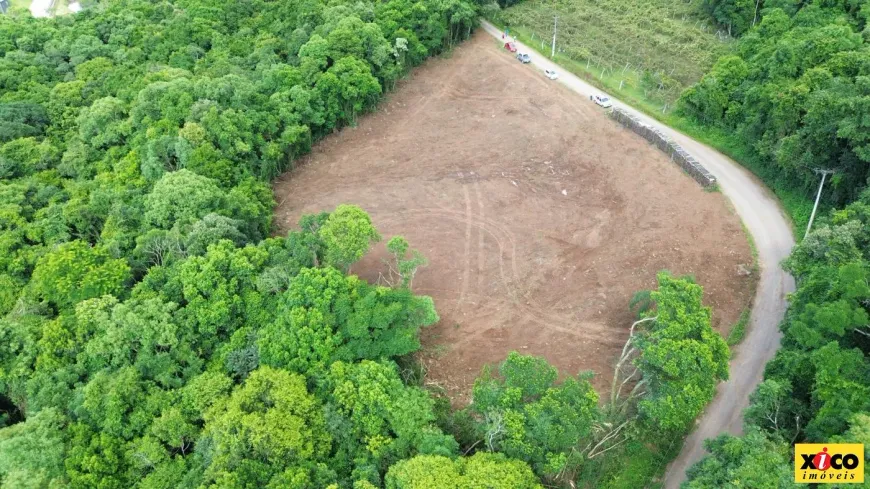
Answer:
(551, 15, 557, 58)
(752, 0, 762, 27)
(804, 169, 836, 239)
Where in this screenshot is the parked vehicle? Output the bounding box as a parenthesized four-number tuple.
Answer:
(544, 69, 559, 80)
(590, 94, 612, 108)
(516, 52, 531, 64)
(504, 42, 517, 52)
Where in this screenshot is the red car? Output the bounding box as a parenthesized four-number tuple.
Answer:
(504, 42, 517, 52)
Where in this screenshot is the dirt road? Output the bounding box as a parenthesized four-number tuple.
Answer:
(479, 20, 796, 488)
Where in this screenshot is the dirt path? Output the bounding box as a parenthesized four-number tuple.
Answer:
(478, 20, 797, 488)
(273, 31, 754, 408)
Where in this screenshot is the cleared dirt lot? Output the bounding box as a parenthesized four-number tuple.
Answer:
(273, 31, 753, 403)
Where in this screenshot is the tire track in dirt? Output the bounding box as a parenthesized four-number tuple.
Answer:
(378, 206, 601, 341)
(414, 287, 499, 308)
(474, 181, 486, 291)
(416, 187, 520, 294)
(447, 86, 500, 102)
(406, 43, 478, 123)
(455, 186, 473, 314)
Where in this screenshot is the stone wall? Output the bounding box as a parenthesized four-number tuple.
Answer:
(608, 108, 717, 188)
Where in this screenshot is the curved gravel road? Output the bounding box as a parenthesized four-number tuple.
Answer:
(480, 20, 796, 488)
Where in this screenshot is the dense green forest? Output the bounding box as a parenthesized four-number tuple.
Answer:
(681, 0, 870, 207)
(0, 0, 739, 487)
(0, 0, 487, 486)
(5, 0, 866, 484)
(680, 0, 870, 486)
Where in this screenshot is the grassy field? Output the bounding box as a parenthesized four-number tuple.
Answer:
(490, 0, 730, 104)
(9, 0, 30, 11)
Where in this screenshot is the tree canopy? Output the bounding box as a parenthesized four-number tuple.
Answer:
(635, 273, 729, 434)
(0, 0, 483, 470)
(680, 0, 870, 207)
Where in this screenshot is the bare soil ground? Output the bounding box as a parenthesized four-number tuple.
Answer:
(273, 31, 754, 404)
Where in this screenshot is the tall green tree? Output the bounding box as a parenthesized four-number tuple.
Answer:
(319, 204, 381, 272)
(199, 367, 333, 487)
(683, 430, 798, 489)
(634, 273, 729, 434)
(470, 352, 600, 481)
(320, 360, 457, 484)
(0, 408, 67, 489)
(28, 240, 131, 311)
(680, 2, 870, 205)
(144, 170, 225, 229)
(385, 453, 541, 489)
